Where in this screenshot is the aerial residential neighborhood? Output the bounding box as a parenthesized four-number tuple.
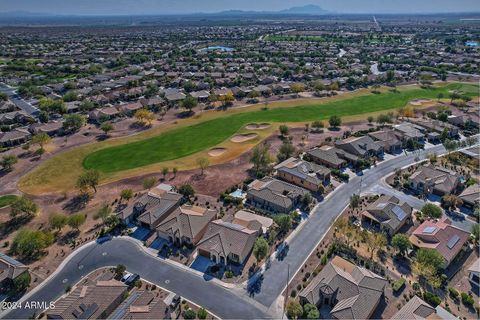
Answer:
(0, 1, 479, 320)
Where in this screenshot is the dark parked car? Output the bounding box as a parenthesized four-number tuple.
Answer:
(169, 295, 181, 309)
(125, 273, 139, 285)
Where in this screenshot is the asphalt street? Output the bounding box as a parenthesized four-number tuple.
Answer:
(3, 141, 477, 319)
(3, 238, 269, 319)
(0, 83, 39, 116)
(250, 144, 449, 307)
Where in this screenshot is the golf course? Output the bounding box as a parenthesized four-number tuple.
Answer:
(19, 82, 479, 195)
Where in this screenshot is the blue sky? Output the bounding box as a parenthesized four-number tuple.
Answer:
(1, 0, 479, 15)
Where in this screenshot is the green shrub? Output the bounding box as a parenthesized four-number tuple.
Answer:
(423, 291, 441, 307)
(183, 308, 196, 320)
(461, 292, 474, 307)
(197, 308, 208, 319)
(392, 278, 406, 292)
(448, 287, 459, 301)
(225, 270, 234, 278)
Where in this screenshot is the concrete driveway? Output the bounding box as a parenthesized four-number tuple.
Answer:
(190, 256, 215, 273)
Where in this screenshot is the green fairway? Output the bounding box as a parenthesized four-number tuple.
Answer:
(83, 83, 478, 173)
(0, 195, 18, 208)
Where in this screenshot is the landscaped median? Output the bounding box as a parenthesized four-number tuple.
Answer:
(19, 82, 479, 195)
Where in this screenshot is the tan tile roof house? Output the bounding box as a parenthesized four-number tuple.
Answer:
(360, 195, 413, 235)
(118, 101, 143, 115)
(392, 295, 457, 320)
(409, 217, 470, 267)
(165, 92, 186, 103)
(246, 177, 310, 214)
(47, 279, 128, 319)
(0, 128, 31, 147)
(30, 121, 63, 136)
(392, 295, 436, 319)
(299, 256, 387, 319)
(458, 183, 480, 209)
(196, 219, 260, 265)
(119, 188, 182, 228)
(88, 106, 121, 123)
(393, 122, 425, 143)
(0, 253, 29, 283)
(367, 130, 402, 153)
(230, 209, 273, 234)
(156, 205, 217, 246)
(468, 258, 480, 287)
(109, 289, 168, 320)
(409, 164, 461, 196)
(305, 146, 358, 169)
(275, 157, 331, 192)
(411, 118, 459, 137)
(334, 135, 383, 158)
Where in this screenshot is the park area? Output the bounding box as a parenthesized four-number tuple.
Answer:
(19, 82, 478, 195)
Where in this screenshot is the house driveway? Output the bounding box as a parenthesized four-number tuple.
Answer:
(190, 256, 215, 273)
(130, 226, 152, 241)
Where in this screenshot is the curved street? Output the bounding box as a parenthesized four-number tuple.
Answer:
(3, 237, 269, 319)
(4, 140, 477, 319)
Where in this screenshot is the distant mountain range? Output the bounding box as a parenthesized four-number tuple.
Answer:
(208, 5, 329, 16)
(0, 5, 330, 18)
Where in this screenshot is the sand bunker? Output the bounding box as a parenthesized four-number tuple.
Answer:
(245, 123, 271, 130)
(410, 99, 431, 106)
(208, 148, 227, 157)
(230, 133, 258, 143)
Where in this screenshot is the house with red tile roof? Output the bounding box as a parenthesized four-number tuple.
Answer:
(409, 217, 470, 267)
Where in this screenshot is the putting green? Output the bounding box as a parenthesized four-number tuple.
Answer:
(83, 82, 477, 173)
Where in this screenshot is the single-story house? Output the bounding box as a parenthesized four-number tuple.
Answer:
(393, 122, 425, 145)
(410, 119, 459, 138)
(118, 186, 182, 229)
(246, 177, 310, 214)
(0, 110, 34, 125)
(458, 184, 480, 210)
(468, 258, 479, 287)
(334, 135, 383, 159)
(367, 130, 402, 153)
(228, 210, 273, 234)
(88, 106, 121, 123)
(0, 253, 29, 283)
(275, 157, 330, 192)
(118, 102, 143, 116)
(392, 295, 457, 320)
(305, 146, 358, 169)
(196, 219, 259, 265)
(30, 121, 63, 136)
(156, 205, 217, 246)
(409, 164, 461, 196)
(0, 128, 31, 147)
(47, 279, 128, 319)
(190, 90, 210, 101)
(165, 92, 187, 104)
(299, 256, 386, 319)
